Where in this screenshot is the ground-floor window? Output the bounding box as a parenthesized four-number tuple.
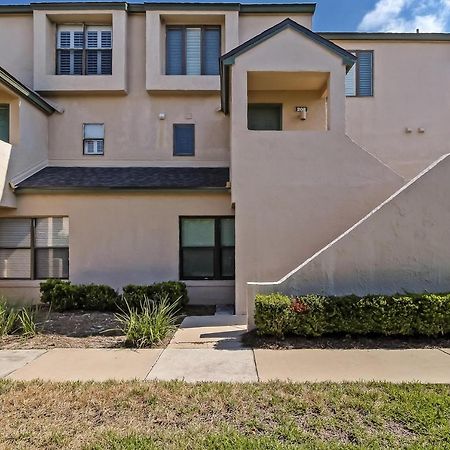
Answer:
(0, 217, 69, 280)
(180, 217, 235, 280)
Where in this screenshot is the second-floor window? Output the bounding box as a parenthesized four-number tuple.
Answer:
(83, 123, 105, 155)
(345, 50, 374, 97)
(166, 26, 221, 75)
(56, 25, 112, 76)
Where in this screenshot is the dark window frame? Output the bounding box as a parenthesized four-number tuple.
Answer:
(0, 217, 69, 281)
(0, 104, 10, 143)
(173, 123, 195, 156)
(165, 25, 221, 76)
(247, 103, 283, 131)
(179, 216, 235, 281)
(346, 50, 374, 98)
(56, 24, 113, 76)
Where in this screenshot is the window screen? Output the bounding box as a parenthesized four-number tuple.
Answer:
(173, 124, 195, 156)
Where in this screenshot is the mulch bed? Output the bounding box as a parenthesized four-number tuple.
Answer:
(0, 304, 217, 350)
(243, 329, 450, 350)
(0, 307, 125, 350)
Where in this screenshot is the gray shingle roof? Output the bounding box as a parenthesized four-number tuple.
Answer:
(15, 166, 230, 190)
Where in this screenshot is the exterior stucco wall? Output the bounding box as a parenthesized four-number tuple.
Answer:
(238, 13, 312, 42)
(0, 14, 34, 86)
(0, 191, 234, 305)
(48, 14, 229, 166)
(248, 154, 450, 317)
(247, 90, 327, 131)
(0, 88, 49, 207)
(232, 131, 403, 315)
(228, 28, 404, 315)
(334, 39, 450, 180)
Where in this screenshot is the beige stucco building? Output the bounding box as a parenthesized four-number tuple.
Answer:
(1, 1, 450, 325)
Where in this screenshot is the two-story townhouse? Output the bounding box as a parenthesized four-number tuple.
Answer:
(1, 1, 450, 326)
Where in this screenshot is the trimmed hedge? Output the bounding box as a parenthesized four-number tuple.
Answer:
(40, 280, 188, 312)
(122, 282, 189, 310)
(255, 293, 450, 338)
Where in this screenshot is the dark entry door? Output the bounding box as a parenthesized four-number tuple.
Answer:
(247, 104, 282, 131)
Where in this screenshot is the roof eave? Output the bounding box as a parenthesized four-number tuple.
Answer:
(15, 186, 230, 193)
(0, 67, 56, 115)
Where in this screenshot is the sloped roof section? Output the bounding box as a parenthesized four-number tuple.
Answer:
(220, 18, 357, 114)
(15, 166, 230, 191)
(0, 66, 56, 115)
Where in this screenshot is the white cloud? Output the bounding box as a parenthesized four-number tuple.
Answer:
(358, 0, 450, 32)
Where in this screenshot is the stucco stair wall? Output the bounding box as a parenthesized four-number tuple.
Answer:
(247, 153, 450, 318)
(232, 130, 404, 314)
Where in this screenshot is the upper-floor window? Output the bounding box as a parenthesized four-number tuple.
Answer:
(166, 26, 221, 75)
(345, 50, 374, 97)
(83, 123, 104, 155)
(0, 105, 9, 143)
(56, 25, 112, 76)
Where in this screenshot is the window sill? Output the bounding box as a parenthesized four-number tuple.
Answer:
(0, 280, 41, 287)
(183, 280, 235, 287)
(146, 75, 220, 92)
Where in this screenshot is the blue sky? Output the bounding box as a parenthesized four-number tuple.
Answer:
(1, 0, 449, 32)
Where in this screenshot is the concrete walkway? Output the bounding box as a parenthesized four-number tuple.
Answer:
(1, 316, 450, 383)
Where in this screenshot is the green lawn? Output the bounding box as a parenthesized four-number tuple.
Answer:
(0, 380, 449, 449)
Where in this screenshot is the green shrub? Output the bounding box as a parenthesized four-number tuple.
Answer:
(40, 279, 187, 312)
(121, 281, 188, 311)
(80, 284, 119, 311)
(255, 292, 450, 337)
(115, 294, 179, 348)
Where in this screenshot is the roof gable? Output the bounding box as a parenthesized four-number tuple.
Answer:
(221, 18, 357, 68)
(220, 18, 357, 114)
(0, 66, 56, 115)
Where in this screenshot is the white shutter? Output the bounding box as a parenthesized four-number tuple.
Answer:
(186, 27, 201, 75)
(86, 26, 112, 75)
(57, 25, 83, 75)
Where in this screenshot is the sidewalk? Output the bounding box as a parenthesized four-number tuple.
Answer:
(1, 316, 450, 383)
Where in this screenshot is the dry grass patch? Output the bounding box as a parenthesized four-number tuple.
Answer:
(0, 381, 449, 449)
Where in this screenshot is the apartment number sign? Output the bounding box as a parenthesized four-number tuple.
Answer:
(295, 106, 308, 112)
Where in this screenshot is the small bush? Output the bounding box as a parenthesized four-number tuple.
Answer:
(121, 281, 188, 310)
(40, 279, 188, 312)
(255, 292, 450, 338)
(115, 294, 179, 348)
(81, 284, 119, 311)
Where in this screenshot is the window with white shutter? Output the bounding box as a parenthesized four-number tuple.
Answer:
(345, 50, 374, 97)
(83, 123, 105, 155)
(56, 25, 112, 75)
